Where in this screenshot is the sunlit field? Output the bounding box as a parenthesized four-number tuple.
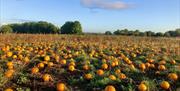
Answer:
(0, 34, 179, 91)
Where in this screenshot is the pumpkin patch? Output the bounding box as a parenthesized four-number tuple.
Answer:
(0, 34, 179, 91)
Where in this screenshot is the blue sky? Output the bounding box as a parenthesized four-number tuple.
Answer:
(0, 0, 180, 33)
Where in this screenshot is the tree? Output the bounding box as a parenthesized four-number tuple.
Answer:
(155, 32, 164, 37)
(113, 29, 121, 35)
(175, 28, 180, 37)
(8, 21, 60, 34)
(61, 21, 82, 34)
(105, 31, 112, 35)
(0, 25, 13, 33)
(164, 32, 171, 37)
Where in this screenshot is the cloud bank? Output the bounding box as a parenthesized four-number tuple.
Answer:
(81, 0, 131, 10)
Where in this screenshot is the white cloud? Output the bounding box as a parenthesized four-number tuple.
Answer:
(81, 0, 131, 10)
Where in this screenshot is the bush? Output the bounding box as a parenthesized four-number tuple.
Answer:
(61, 21, 82, 34)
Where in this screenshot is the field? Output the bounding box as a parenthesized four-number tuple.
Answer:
(0, 34, 180, 91)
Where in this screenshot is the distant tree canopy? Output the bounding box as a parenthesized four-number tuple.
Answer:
(7, 21, 60, 34)
(0, 25, 13, 33)
(105, 31, 112, 35)
(112, 28, 180, 37)
(61, 21, 82, 34)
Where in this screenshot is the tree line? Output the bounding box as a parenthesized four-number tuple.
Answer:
(0, 21, 179, 37)
(105, 29, 180, 37)
(0, 21, 82, 34)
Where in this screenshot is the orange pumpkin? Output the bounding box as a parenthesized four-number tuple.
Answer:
(37, 63, 45, 68)
(139, 63, 146, 71)
(158, 65, 166, 71)
(119, 73, 126, 79)
(160, 81, 170, 90)
(44, 56, 50, 61)
(84, 73, 93, 80)
(115, 69, 121, 74)
(60, 59, 66, 65)
(68, 65, 75, 71)
(168, 73, 178, 81)
(7, 52, 13, 57)
(105, 85, 116, 91)
(42, 74, 51, 82)
(31, 67, 39, 74)
(109, 75, 116, 80)
(57, 83, 66, 91)
(158, 60, 166, 65)
(5, 88, 13, 91)
(170, 60, 176, 64)
(7, 62, 13, 67)
(48, 62, 54, 67)
(69, 61, 76, 66)
(5, 70, 14, 78)
(148, 59, 154, 63)
(83, 64, 89, 70)
(96, 69, 104, 76)
(101, 63, 108, 70)
(138, 83, 147, 91)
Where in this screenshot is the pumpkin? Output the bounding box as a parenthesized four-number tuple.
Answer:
(31, 67, 39, 74)
(105, 85, 116, 91)
(83, 64, 89, 70)
(170, 60, 176, 64)
(119, 73, 126, 79)
(111, 62, 116, 67)
(44, 56, 50, 61)
(37, 63, 45, 68)
(24, 57, 30, 63)
(5, 70, 14, 78)
(115, 69, 121, 74)
(60, 59, 66, 65)
(138, 83, 147, 91)
(160, 81, 170, 90)
(96, 69, 104, 76)
(84, 73, 93, 80)
(158, 65, 166, 71)
(7, 52, 13, 57)
(139, 63, 146, 71)
(6, 62, 13, 67)
(68, 65, 75, 71)
(42, 74, 51, 82)
(158, 60, 166, 65)
(145, 62, 150, 68)
(5, 88, 13, 91)
(48, 62, 54, 67)
(12, 55, 17, 59)
(109, 75, 116, 80)
(129, 64, 135, 70)
(149, 64, 155, 68)
(69, 61, 75, 66)
(57, 83, 66, 91)
(101, 63, 108, 70)
(168, 73, 178, 81)
(148, 59, 154, 63)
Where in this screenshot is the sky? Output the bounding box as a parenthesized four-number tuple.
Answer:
(0, 0, 180, 33)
